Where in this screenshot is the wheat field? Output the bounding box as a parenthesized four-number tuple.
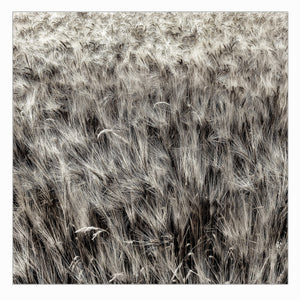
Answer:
(13, 12, 288, 284)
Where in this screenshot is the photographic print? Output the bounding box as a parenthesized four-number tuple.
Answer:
(13, 12, 288, 284)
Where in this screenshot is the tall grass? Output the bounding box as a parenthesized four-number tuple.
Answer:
(13, 12, 288, 284)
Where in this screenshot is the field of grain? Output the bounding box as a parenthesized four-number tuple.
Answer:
(13, 12, 288, 284)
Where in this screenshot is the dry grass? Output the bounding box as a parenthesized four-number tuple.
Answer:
(13, 12, 288, 284)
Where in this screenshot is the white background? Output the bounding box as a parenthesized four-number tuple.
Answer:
(1, 1, 298, 299)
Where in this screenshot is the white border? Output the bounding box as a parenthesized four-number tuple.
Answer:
(2, 0, 291, 12)
(2, 1, 299, 299)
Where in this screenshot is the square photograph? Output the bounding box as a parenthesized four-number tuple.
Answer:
(13, 12, 288, 284)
